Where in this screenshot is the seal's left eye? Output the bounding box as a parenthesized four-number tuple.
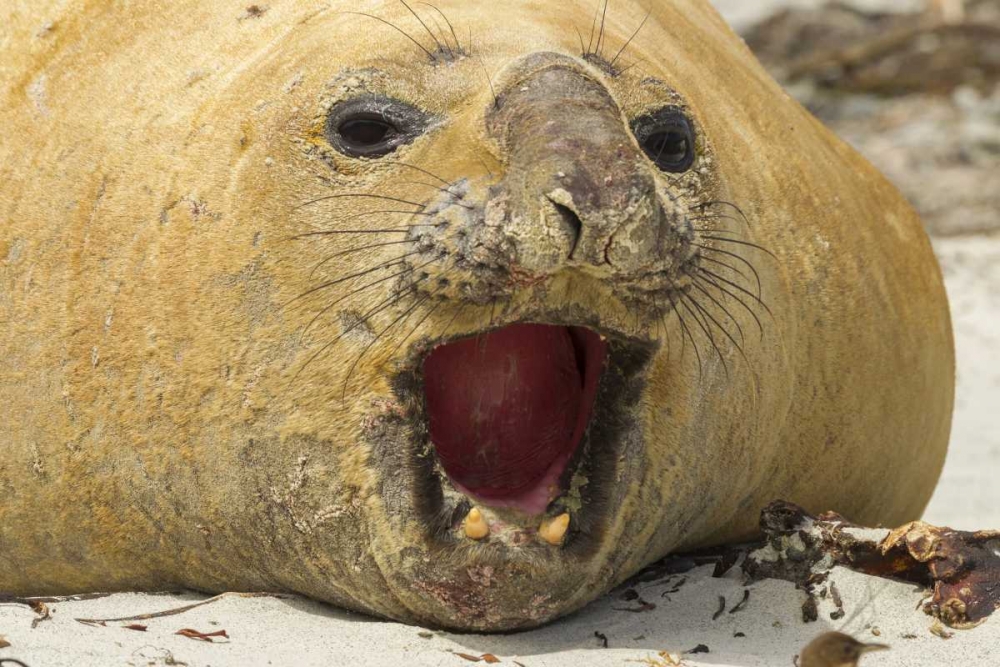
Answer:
(326, 96, 431, 159)
(631, 108, 696, 173)
(339, 114, 398, 148)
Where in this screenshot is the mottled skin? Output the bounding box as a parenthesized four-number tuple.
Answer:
(0, 0, 953, 630)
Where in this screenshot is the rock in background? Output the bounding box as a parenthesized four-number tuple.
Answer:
(721, 0, 1000, 237)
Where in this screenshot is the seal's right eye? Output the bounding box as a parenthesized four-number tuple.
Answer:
(631, 107, 697, 173)
(326, 96, 431, 159)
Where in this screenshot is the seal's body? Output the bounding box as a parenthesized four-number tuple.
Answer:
(0, 0, 953, 630)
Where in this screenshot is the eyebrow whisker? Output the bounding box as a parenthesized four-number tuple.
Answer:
(344, 11, 438, 63)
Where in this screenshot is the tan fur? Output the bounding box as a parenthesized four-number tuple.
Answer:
(0, 0, 953, 630)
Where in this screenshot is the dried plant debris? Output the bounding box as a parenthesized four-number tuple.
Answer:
(454, 653, 501, 664)
(729, 589, 751, 614)
(743, 0, 1000, 95)
(613, 599, 657, 613)
(800, 591, 819, 623)
(745, 500, 1000, 629)
(175, 628, 229, 642)
(625, 546, 747, 587)
(74, 591, 280, 625)
(712, 596, 726, 621)
(829, 582, 845, 620)
(0, 596, 54, 628)
(27, 601, 49, 628)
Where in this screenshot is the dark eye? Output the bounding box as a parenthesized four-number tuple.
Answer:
(631, 108, 696, 173)
(326, 95, 431, 159)
(339, 114, 397, 148)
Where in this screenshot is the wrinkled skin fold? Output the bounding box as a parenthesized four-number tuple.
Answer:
(0, 0, 953, 631)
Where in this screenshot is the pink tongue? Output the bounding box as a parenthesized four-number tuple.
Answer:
(423, 324, 585, 504)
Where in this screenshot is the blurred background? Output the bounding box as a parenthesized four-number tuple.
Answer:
(712, 0, 1000, 529)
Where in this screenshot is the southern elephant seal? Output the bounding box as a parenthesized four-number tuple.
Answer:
(0, 0, 953, 630)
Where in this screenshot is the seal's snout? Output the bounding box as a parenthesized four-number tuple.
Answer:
(488, 56, 676, 276)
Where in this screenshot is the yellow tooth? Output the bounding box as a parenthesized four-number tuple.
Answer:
(539, 513, 570, 545)
(464, 507, 489, 540)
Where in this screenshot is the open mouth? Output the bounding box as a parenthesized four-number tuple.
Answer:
(423, 323, 609, 515)
(370, 317, 653, 553)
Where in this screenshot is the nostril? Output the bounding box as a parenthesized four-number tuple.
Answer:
(552, 202, 583, 259)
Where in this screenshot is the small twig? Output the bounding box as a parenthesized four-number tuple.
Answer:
(74, 592, 282, 625)
(0, 593, 111, 604)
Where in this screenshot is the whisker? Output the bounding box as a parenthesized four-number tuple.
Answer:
(667, 290, 702, 378)
(341, 274, 450, 401)
(690, 279, 746, 346)
(418, 2, 462, 54)
(289, 257, 441, 387)
(309, 239, 415, 279)
(692, 283, 759, 393)
(421, 9, 455, 58)
(680, 291, 728, 379)
(687, 286, 759, 387)
(387, 291, 445, 359)
(698, 235, 778, 260)
(587, 2, 601, 54)
(697, 252, 761, 299)
(334, 208, 435, 219)
(690, 213, 746, 230)
(615, 58, 645, 76)
(283, 250, 423, 309)
(293, 192, 428, 211)
(438, 303, 466, 341)
(697, 253, 751, 284)
(396, 181, 474, 209)
(697, 267, 773, 317)
(692, 273, 765, 340)
(383, 160, 453, 187)
(694, 200, 753, 229)
(300, 256, 439, 340)
(341, 292, 429, 401)
(476, 154, 495, 179)
(290, 290, 408, 388)
(284, 221, 436, 241)
(596, 0, 610, 57)
(478, 56, 499, 109)
(659, 312, 672, 365)
(343, 12, 437, 63)
(398, 0, 446, 56)
(575, 26, 587, 55)
(288, 228, 427, 237)
(609, 8, 651, 69)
